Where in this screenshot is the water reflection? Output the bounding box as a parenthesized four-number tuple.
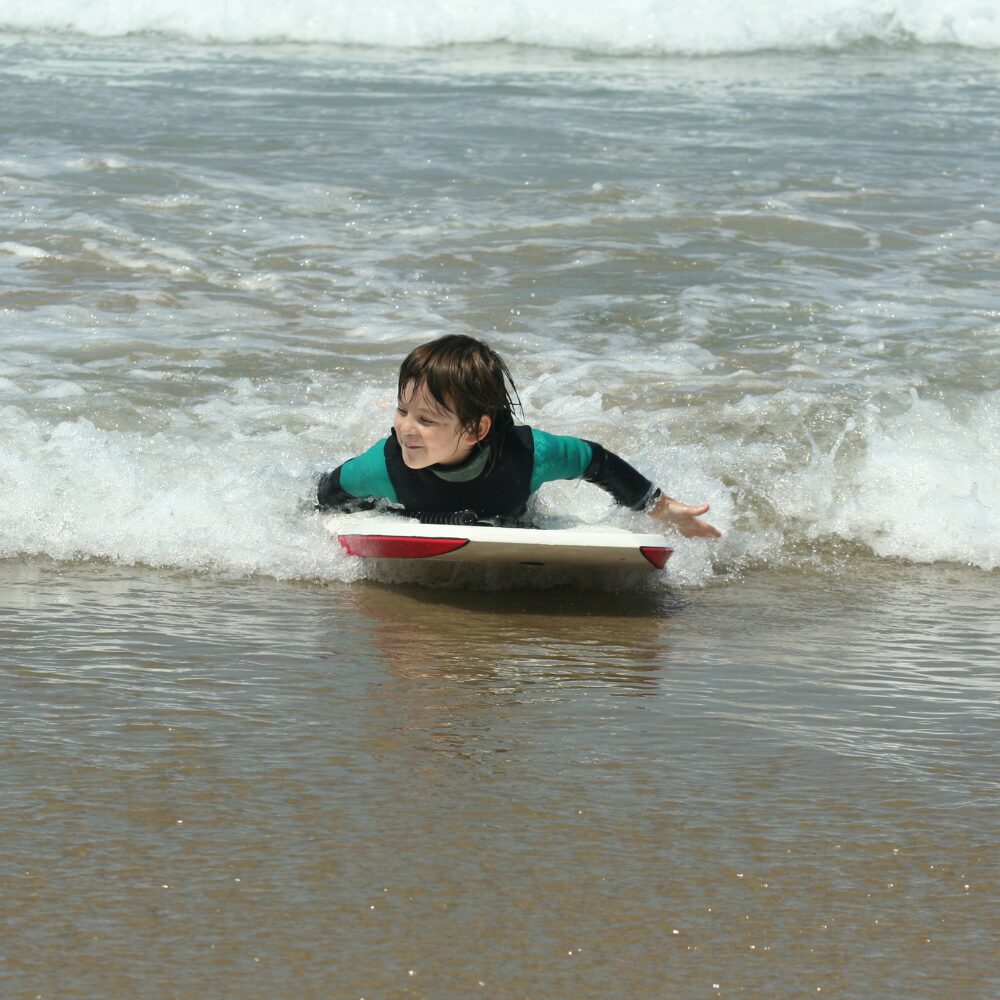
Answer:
(339, 579, 681, 688)
(322, 580, 682, 770)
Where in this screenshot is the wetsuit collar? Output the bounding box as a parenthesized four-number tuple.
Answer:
(430, 445, 491, 482)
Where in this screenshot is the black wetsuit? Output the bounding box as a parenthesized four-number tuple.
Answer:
(317, 424, 660, 518)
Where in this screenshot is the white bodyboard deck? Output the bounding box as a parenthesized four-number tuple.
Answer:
(325, 515, 672, 570)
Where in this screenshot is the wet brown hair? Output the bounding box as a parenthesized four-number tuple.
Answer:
(397, 335, 521, 455)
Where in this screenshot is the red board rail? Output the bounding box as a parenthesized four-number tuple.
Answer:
(640, 546, 672, 569)
(339, 534, 469, 560)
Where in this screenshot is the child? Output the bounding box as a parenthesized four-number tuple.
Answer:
(317, 335, 721, 539)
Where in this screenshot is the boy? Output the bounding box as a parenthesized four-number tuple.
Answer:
(318, 335, 720, 539)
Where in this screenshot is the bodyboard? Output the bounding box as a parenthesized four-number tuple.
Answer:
(325, 514, 672, 570)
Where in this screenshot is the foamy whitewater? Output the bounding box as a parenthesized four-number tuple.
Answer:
(3, 0, 1000, 51)
(1, 4, 999, 586)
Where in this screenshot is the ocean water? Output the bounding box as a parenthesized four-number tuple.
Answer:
(1, 3, 998, 997)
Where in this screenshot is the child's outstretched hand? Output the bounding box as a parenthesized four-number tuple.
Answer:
(648, 495, 722, 539)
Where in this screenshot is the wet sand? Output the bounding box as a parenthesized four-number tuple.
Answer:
(2, 559, 996, 997)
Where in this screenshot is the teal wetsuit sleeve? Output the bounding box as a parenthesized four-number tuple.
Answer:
(339, 438, 398, 502)
(529, 429, 593, 493)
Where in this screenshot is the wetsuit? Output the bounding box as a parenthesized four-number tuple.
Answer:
(316, 424, 661, 518)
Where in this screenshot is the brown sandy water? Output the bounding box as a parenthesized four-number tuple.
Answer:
(1, 558, 996, 998)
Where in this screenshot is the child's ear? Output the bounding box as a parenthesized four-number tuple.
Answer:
(468, 415, 491, 443)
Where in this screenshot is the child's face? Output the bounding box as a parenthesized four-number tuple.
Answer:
(394, 380, 486, 469)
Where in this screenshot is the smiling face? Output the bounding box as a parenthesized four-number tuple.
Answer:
(393, 380, 491, 469)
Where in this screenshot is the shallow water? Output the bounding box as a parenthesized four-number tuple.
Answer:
(2, 34, 1000, 580)
(2, 558, 997, 996)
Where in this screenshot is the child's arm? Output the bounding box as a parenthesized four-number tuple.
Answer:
(581, 441, 720, 538)
(316, 467, 367, 510)
(531, 431, 721, 539)
(316, 438, 397, 510)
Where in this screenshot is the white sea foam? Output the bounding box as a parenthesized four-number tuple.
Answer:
(718, 390, 1000, 573)
(830, 394, 1000, 568)
(0, 408, 339, 581)
(2, 378, 998, 586)
(2, 0, 998, 52)
(0, 242, 49, 260)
